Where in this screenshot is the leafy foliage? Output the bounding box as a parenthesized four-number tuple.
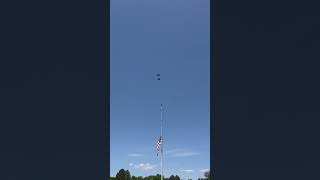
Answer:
(111, 169, 184, 180)
(126, 170, 131, 180)
(115, 169, 131, 180)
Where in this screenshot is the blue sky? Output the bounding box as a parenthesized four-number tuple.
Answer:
(110, 0, 210, 179)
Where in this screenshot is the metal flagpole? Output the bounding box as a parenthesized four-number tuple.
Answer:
(157, 73, 164, 180)
(160, 104, 163, 180)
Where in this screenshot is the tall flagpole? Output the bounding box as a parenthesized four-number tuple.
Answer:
(160, 103, 163, 180)
(157, 73, 164, 180)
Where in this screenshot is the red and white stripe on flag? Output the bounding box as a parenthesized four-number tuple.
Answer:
(156, 136, 163, 156)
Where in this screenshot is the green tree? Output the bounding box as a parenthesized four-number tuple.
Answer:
(149, 174, 161, 180)
(174, 175, 180, 180)
(125, 170, 131, 180)
(169, 175, 175, 180)
(116, 169, 127, 180)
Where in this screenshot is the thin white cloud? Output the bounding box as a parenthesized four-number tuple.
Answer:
(179, 169, 195, 173)
(165, 148, 200, 157)
(165, 148, 185, 155)
(200, 168, 210, 173)
(171, 152, 200, 157)
(128, 153, 144, 157)
(130, 163, 157, 170)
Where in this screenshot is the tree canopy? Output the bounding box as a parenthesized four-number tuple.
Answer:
(111, 170, 184, 180)
(115, 169, 131, 180)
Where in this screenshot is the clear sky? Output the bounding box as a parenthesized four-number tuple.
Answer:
(110, 0, 210, 179)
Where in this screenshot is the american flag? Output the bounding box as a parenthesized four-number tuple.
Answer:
(156, 136, 163, 156)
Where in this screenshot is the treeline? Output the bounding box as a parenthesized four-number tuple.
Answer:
(110, 169, 211, 180)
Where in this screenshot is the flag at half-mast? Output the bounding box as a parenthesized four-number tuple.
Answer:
(156, 136, 163, 156)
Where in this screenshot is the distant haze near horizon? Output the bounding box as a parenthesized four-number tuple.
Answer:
(110, 0, 210, 179)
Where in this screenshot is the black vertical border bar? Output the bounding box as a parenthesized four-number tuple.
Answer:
(106, 0, 110, 178)
(210, 0, 216, 178)
(105, 0, 111, 179)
